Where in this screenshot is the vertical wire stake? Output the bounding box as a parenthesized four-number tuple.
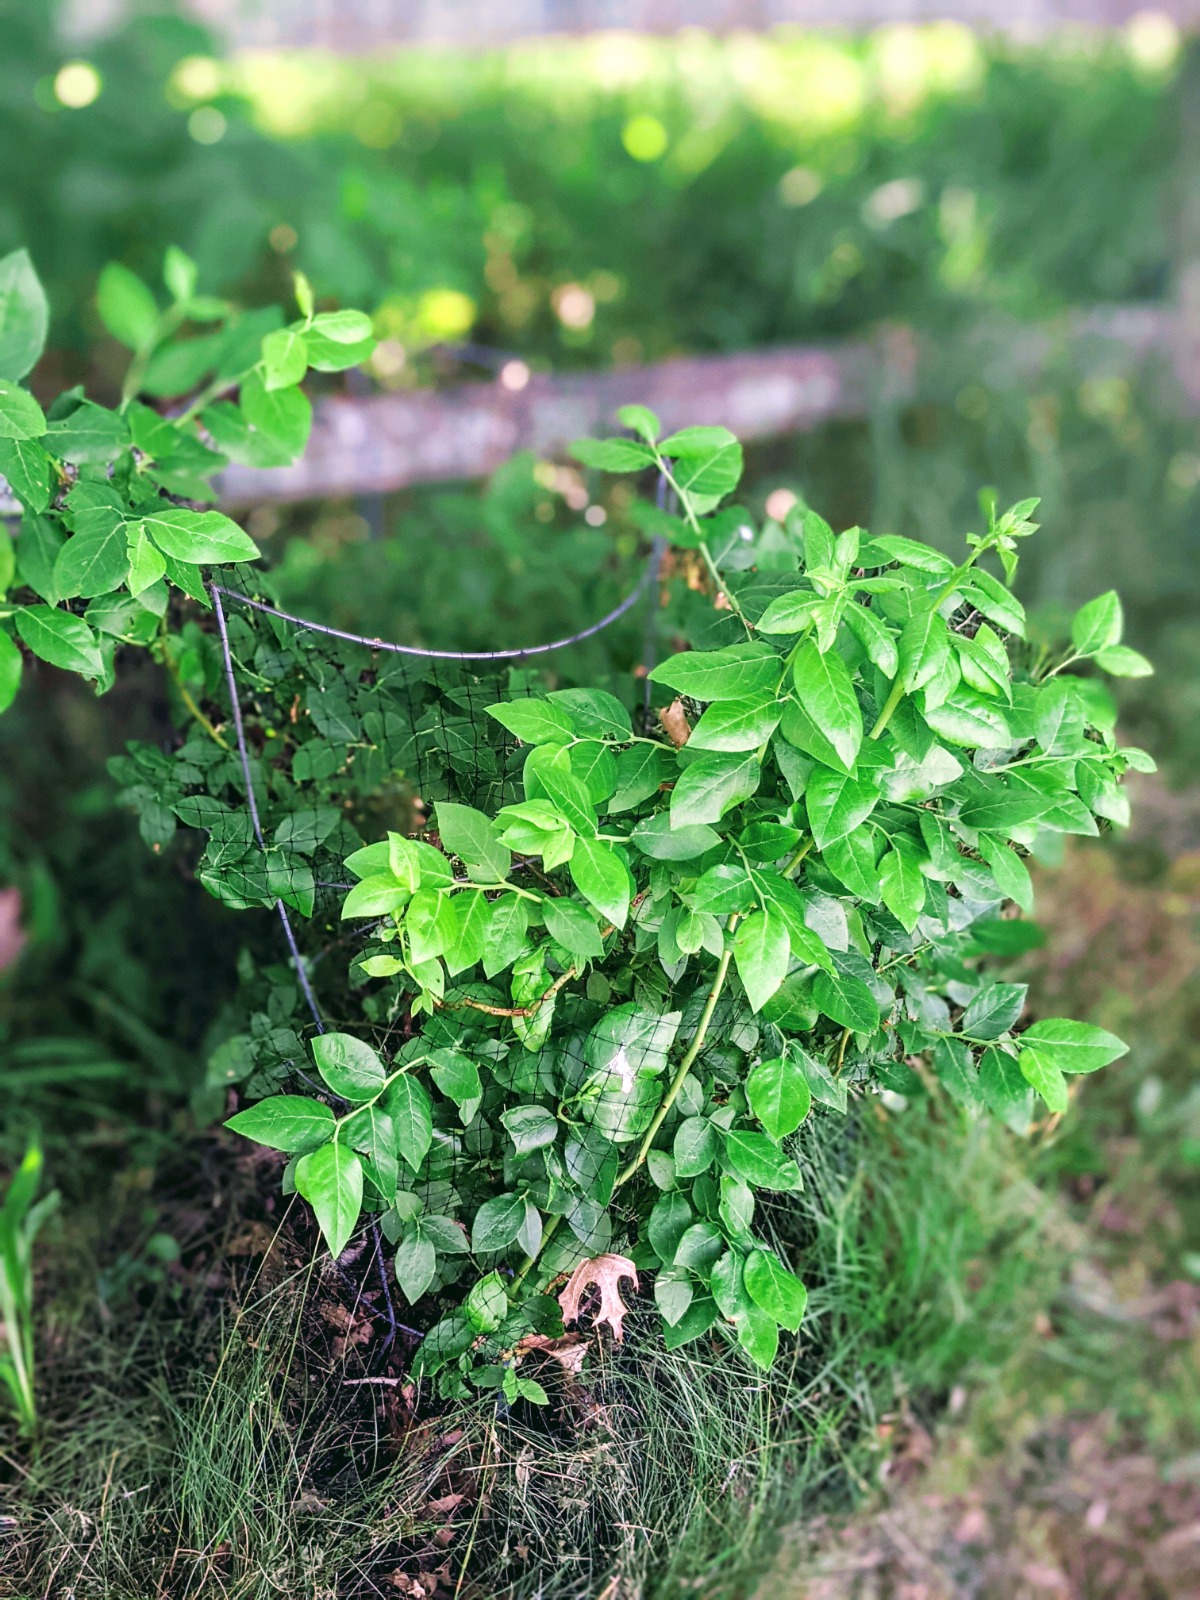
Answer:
(211, 579, 401, 1352)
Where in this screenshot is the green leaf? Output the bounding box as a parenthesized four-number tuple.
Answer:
(978, 834, 1034, 912)
(866, 533, 954, 574)
(655, 1274, 694, 1327)
(0, 437, 53, 512)
(310, 308, 375, 344)
(471, 1192, 527, 1252)
(690, 863, 756, 915)
(979, 1046, 1029, 1114)
(823, 826, 881, 902)
(240, 372, 312, 461)
(394, 1233, 436, 1304)
(630, 814, 720, 859)
(0, 379, 46, 441)
(311, 1032, 386, 1101)
(673, 1116, 718, 1177)
(609, 742, 669, 813)
(435, 800, 510, 883)
(842, 601, 899, 678)
(55, 489, 131, 598)
(543, 896, 604, 960)
(429, 1048, 482, 1116)
(962, 982, 1027, 1040)
(734, 910, 790, 1013)
(898, 609, 951, 693)
(687, 696, 782, 752)
(501, 1104, 559, 1155)
(570, 836, 632, 927)
(15, 605, 103, 679)
(669, 434, 743, 498)
(1094, 645, 1152, 677)
(295, 1141, 363, 1257)
(261, 327, 308, 390)
(1071, 591, 1122, 655)
(648, 642, 780, 702)
(408, 887, 457, 965)
(524, 745, 596, 836)
(723, 1130, 800, 1191)
(924, 691, 1011, 750)
(648, 1191, 693, 1263)
(754, 590, 825, 636)
(616, 403, 660, 441)
(0, 630, 22, 714)
(671, 752, 760, 827)
(791, 640, 862, 773)
(570, 436, 656, 471)
(226, 1094, 335, 1153)
(812, 965, 879, 1033)
(1019, 1019, 1128, 1074)
(341, 875, 410, 918)
(743, 1249, 808, 1331)
(1018, 1047, 1069, 1115)
(386, 1075, 434, 1171)
(0, 249, 49, 380)
(97, 263, 160, 351)
(746, 1055, 811, 1139)
(482, 893, 531, 977)
(1035, 680, 1085, 757)
(126, 528, 167, 596)
(486, 697, 574, 745)
(932, 1036, 984, 1110)
(878, 838, 926, 933)
(140, 508, 258, 565)
(805, 764, 879, 849)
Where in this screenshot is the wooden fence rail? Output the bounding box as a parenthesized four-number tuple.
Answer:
(215, 303, 1179, 504)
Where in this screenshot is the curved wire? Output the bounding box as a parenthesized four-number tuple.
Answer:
(210, 534, 666, 662)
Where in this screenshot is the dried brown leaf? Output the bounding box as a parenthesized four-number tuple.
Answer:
(514, 1331, 590, 1374)
(658, 697, 691, 748)
(557, 1253, 638, 1342)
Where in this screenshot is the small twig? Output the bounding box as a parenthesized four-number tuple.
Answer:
(438, 966, 577, 1018)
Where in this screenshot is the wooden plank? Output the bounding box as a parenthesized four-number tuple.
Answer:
(216, 306, 1178, 505)
(217, 340, 876, 503)
(191, 0, 1200, 51)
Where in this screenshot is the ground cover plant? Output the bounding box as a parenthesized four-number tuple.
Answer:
(0, 244, 1148, 1435)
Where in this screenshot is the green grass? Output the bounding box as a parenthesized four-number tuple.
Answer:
(1, 1095, 1060, 1599)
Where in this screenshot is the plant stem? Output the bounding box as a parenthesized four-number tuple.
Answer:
(510, 1212, 562, 1294)
(782, 836, 814, 876)
(159, 626, 230, 749)
(867, 676, 906, 742)
(614, 919, 739, 1190)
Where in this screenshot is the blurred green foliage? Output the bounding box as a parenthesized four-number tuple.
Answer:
(1, 3, 1178, 366)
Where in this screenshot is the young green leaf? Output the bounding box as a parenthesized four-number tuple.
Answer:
(226, 1094, 336, 1152)
(139, 508, 258, 565)
(0, 379, 46, 441)
(386, 1075, 434, 1172)
(743, 1249, 808, 1331)
(295, 1141, 363, 1257)
(471, 1192, 528, 1252)
(15, 606, 103, 678)
(570, 836, 632, 927)
(1019, 1019, 1128, 1074)
(733, 910, 790, 1013)
(1071, 591, 1122, 655)
(746, 1055, 811, 1139)
(485, 697, 574, 746)
(1018, 1046, 1069, 1115)
(311, 1032, 386, 1101)
(791, 640, 862, 773)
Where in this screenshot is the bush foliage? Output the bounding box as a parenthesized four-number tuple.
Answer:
(0, 245, 1143, 1402)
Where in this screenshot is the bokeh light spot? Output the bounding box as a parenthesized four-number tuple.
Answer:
(54, 62, 101, 109)
(188, 106, 227, 144)
(622, 113, 668, 162)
